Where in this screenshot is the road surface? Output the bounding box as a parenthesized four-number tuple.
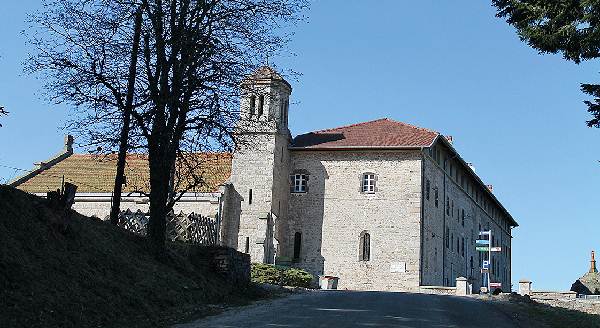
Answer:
(175, 290, 519, 328)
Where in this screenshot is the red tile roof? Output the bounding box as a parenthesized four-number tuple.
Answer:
(292, 118, 439, 149)
(13, 153, 231, 194)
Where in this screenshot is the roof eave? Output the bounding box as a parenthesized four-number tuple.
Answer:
(8, 150, 73, 187)
(434, 136, 519, 227)
(289, 145, 427, 151)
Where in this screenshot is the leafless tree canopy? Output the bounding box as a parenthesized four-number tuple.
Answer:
(27, 0, 307, 251)
(0, 106, 7, 127)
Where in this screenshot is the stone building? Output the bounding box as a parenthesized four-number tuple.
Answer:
(10, 66, 518, 292)
(571, 251, 600, 295)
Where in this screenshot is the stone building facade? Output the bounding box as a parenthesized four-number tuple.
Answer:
(10, 66, 518, 292)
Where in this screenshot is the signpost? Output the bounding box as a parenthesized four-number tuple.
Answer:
(478, 230, 492, 295)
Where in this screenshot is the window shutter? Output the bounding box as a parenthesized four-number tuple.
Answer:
(374, 174, 379, 192)
(359, 173, 364, 193)
(289, 175, 295, 193)
(305, 175, 309, 193)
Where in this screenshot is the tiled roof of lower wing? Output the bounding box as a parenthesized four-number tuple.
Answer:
(13, 153, 232, 194)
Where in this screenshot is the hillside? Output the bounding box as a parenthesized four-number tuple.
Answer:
(0, 185, 247, 328)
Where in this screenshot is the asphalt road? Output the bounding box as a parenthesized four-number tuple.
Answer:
(175, 291, 519, 328)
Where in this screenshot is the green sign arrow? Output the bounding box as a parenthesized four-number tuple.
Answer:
(476, 247, 489, 252)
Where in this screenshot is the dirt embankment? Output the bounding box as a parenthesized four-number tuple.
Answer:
(0, 185, 257, 328)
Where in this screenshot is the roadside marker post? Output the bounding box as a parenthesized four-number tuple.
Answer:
(478, 230, 493, 295)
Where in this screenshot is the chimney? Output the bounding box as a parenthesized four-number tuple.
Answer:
(64, 135, 74, 154)
(486, 184, 493, 193)
(590, 251, 598, 273)
(467, 162, 476, 173)
(445, 135, 454, 145)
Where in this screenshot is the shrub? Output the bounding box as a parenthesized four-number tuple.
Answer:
(282, 268, 314, 288)
(251, 263, 283, 285)
(251, 263, 315, 288)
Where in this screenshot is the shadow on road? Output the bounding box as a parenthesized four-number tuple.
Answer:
(176, 290, 521, 328)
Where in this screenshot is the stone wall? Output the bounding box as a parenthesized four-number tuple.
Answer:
(421, 145, 513, 290)
(287, 150, 423, 291)
(531, 291, 578, 300)
(418, 285, 457, 295)
(535, 298, 600, 315)
(55, 193, 221, 219)
(227, 77, 292, 264)
(189, 246, 251, 287)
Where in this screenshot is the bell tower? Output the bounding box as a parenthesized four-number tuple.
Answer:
(227, 66, 292, 263)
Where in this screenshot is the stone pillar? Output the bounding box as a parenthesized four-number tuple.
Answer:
(590, 250, 598, 273)
(455, 277, 469, 296)
(518, 279, 532, 296)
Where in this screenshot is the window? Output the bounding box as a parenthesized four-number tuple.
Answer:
(446, 197, 450, 215)
(281, 98, 289, 124)
(426, 179, 430, 200)
(434, 188, 439, 207)
(249, 95, 256, 116)
(293, 232, 302, 261)
(461, 209, 465, 226)
(457, 238, 460, 254)
(248, 189, 253, 204)
(461, 237, 465, 257)
(359, 231, 371, 261)
(361, 173, 376, 193)
(257, 95, 264, 116)
(451, 233, 454, 251)
(244, 237, 250, 254)
(292, 174, 308, 193)
(445, 227, 450, 248)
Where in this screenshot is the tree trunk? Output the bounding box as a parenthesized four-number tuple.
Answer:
(147, 144, 175, 255)
(109, 9, 143, 225)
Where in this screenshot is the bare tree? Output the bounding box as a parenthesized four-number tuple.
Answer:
(0, 106, 7, 127)
(28, 0, 307, 254)
(110, 8, 143, 225)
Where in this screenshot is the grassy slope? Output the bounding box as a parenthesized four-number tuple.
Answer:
(489, 296, 600, 328)
(0, 185, 241, 328)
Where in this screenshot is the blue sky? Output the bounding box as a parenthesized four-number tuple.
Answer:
(1, 1, 599, 290)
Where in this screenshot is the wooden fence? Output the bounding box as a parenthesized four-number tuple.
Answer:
(113, 209, 219, 245)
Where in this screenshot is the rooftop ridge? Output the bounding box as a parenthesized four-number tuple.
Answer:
(71, 152, 232, 159)
(307, 117, 439, 135)
(310, 118, 389, 134)
(383, 118, 440, 134)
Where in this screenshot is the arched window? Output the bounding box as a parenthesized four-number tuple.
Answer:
(359, 231, 370, 261)
(293, 232, 302, 261)
(249, 95, 256, 117)
(257, 95, 264, 116)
